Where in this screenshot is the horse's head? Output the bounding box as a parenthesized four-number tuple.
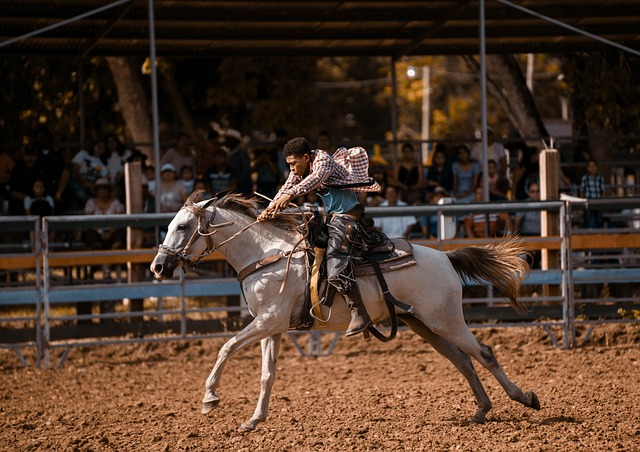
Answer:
(150, 194, 224, 279)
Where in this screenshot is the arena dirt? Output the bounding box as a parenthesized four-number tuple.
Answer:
(1, 324, 639, 451)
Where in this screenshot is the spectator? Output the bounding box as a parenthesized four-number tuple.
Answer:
(513, 146, 540, 201)
(252, 149, 280, 199)
(161, 133, 197, 178)
(419, 187, 452, 239)
(205, 151, 234, 196)
(193, 178, 211, 199)
(33, 127, 70, 213)
(365, 165, 388, 207)
(316, 130, 336, 155)
(425, 148, 453, 194)
(274, 128, 290, 182)
(84, 178, 125, 251)
(24, 179, 54, 217)
(373, 185, 418, 239)
(452, 144, 480, 203)
(82, 177, 125, 322)
(471, 127, 509, 177)
(580, 158, 605, 228)
(104, 132, 132, 185)
(463, 186, 511, 238)
(224, 129, 252, 195)
(393, 142, 423, 204)
(514, 182, 542, 269)
(150, 163, 188, 213)
(0, 146, 15, 213)
(8, 146, 40, 215)
(179, 165, 195, 194)
(69, 141, 108, 208)
(484, 159, 510, 201)
(199, 129, 223, 177)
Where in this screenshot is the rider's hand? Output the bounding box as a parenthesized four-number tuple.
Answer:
(257, 207, 274, 222)
(272, 194, 292, 213)
(257, 194, 292, 221)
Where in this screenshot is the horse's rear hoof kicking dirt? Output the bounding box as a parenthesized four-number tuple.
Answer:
(151, 194, 541, 430)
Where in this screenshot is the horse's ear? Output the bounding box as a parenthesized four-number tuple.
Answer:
(201, 196, 217, 209)
(187, 190, 203, 204)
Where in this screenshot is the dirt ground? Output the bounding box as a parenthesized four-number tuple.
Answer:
(1, 324, 639, 452)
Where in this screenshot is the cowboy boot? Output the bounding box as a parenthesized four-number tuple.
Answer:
(344, 287, 372, 337)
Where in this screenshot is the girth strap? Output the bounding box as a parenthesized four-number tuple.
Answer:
(236, 250, 294, 283)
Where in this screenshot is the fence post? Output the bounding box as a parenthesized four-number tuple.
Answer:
(540, 148, 560, 299)
(35, 217, 43, 368)
(42, 217, 51, 369)
(560, 202, 576, 348)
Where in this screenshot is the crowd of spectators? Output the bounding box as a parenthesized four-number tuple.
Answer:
(0, 126, 636, 253)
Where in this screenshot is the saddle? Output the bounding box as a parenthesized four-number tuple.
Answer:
(293, 232, 417, 342)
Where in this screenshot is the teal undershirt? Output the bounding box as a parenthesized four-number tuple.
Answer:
(316, 187, 359, 214)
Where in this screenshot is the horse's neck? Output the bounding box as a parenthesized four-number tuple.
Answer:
(214, 211, 299, 272)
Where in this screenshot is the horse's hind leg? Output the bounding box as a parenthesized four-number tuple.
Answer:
(240, 334, 282, 431)
(438, 325, 540, 412)
(400, 315, 493, 424)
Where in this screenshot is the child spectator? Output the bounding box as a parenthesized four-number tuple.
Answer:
(463, 186, 511, 238)
(179, 165, 195, 194)
(24, 179, 54, 217)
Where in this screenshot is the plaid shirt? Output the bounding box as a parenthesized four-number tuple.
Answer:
(580, 173, 605, 199)
(275, 147, 381, 200)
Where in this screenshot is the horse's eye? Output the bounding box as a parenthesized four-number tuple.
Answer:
(176, 224, 187, 232)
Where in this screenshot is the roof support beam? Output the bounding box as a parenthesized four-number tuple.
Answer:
(394, 0, 470, 59)
(77, 1, 133, 58)
(0, 0, 133, 49)
(495, 0, 640, 57)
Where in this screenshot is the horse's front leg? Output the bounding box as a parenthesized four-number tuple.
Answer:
(240, 334, 282, 431)
(202, 314, 286, 415)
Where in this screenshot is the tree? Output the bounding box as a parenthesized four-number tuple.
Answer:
(562, 51, 640, 172)
(106, 57, 153, 159)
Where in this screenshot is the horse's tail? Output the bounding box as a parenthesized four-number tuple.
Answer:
(445, 237, 531, 315)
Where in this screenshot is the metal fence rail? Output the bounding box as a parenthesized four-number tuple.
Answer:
(1, 197, 639, 368)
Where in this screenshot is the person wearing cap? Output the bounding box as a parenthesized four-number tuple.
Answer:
(223, 129, 252, 195)
(257, 137, 381, 337)
(150, 163, 188, 212)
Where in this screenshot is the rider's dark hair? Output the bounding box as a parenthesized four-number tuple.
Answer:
(283, 137, 311, 157)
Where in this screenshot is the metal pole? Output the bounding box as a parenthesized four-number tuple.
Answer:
(77, 62, 86, 149)
(148, 0, 162, 215)
(421, 65, 431, 164)
(479, 0, 490, 203)
(35, 218, 42, 368)
(565, 202, 576, 348)
(42, 218, 51, 369)
(390, 57, 399, 167)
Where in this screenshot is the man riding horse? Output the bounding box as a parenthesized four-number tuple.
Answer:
(257, 137, 381, 337)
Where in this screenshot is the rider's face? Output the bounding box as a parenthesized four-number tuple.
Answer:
(286, 154, 311, 177)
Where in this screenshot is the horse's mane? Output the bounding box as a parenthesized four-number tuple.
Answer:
(183, 192, 300, 231)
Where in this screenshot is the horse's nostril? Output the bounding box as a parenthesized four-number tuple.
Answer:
(154, 263, 163, 274)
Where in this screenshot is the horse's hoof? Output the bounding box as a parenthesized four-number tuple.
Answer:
(471, 413, 487, 424)
(238, 422, 256, 432)
(526, 390, 541, 410)
(201, 398, 220, 415)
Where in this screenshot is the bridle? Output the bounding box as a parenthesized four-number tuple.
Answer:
(158, 199, 235, 270)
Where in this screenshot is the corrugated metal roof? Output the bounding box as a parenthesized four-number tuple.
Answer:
(1, 0, 639, 57)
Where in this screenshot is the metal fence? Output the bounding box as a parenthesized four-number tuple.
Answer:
(1, 197, 639, 368)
